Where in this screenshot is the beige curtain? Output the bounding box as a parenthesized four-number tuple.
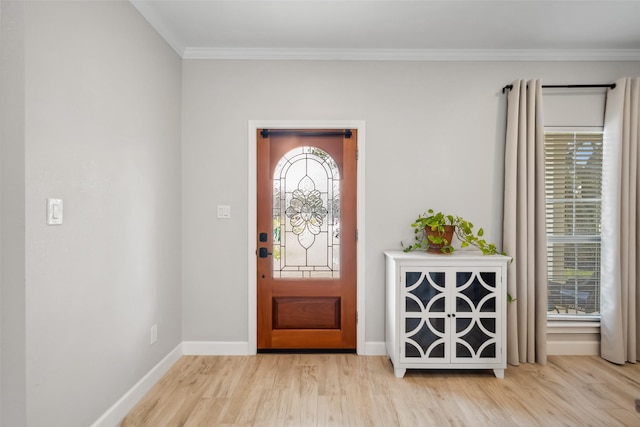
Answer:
(601, 77, 640, 364)
(503, 80, 548, 365)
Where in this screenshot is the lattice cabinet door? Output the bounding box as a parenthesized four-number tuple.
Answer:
(451, 269, 502, 365)
(401, 268, 451, 363)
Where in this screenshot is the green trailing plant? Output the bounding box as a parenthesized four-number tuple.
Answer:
(402, 209, 506, 256)
(402, 209, 515, 303)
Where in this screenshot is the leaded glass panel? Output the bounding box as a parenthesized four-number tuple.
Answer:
(273, 147, 341, 278)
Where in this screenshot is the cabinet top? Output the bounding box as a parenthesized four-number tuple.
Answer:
(384, 250, 511, 263)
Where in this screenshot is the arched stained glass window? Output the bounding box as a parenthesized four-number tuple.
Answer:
(273, 146, 340, 278)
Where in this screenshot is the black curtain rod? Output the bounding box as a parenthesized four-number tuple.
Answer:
(260, 129, 352, 138)
(501, 83, 616, 94)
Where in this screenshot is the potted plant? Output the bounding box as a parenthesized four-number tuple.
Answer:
(402, 209, 505, 256)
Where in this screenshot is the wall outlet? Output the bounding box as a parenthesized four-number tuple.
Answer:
(150, 324, 157, 344)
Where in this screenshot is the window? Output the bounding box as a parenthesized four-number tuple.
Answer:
(545, 132, 603, 318)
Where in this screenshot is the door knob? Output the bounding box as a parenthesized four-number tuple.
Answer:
(259, 247, 272, 258)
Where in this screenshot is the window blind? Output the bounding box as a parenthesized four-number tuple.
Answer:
(545, 132, 603, 316)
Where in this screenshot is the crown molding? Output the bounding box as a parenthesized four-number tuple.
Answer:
(130, 0, 185, 56)
(181, 47, 640, 61)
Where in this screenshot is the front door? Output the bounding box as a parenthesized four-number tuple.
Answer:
(257, 129, 357, 350)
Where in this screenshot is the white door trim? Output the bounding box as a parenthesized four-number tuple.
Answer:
(248, 120, 366, 354)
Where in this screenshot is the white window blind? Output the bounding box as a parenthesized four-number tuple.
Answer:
(545, 132, 602, 317)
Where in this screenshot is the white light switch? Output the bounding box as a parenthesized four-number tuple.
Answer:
(47, 199, 63, 225)
(217, 205, 231, 219)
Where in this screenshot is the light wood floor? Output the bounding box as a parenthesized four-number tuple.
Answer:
(121, 354, 640, 426)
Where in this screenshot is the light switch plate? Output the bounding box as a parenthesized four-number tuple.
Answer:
(47, 199, 63, 225)
(217, 205, 231, 219)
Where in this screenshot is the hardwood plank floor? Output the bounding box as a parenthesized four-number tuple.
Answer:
(121, 354, 640, 426)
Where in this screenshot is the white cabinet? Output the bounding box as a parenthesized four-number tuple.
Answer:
(385, 251, 510, 379)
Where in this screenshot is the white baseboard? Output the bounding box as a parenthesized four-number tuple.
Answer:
(182, 341, 384, 356)
(363, 341, 387, 356)
(90, 343, 182, 427)
(546, 321, 600, 356)
(182, 341, 251, 355)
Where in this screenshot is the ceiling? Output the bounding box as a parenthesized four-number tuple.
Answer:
(130, 0, 640, 61)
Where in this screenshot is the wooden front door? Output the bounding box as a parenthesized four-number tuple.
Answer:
(257, 129, 357, 350)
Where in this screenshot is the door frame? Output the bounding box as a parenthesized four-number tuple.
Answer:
(248, 120, 366, 355)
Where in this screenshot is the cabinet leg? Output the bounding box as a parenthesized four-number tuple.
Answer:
(394, 367, 406, 378)
(493, 368, 504, 379)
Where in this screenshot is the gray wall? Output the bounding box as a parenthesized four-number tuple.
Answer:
(181, 59, 640, 345)
(1, 1, 27, 426)
(1, 1, 182, 426)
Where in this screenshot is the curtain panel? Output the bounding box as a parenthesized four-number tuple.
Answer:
(503, 79, 548, 365)
(601, 77, 640, 364)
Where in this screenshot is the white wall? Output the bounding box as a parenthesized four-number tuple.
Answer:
(2, 1, 182, 426)
(182, 59, 640, 347)
(1, 1, 27, 426)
